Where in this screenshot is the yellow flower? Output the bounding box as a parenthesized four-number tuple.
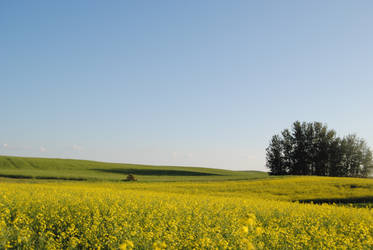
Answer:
(255, 227, 264, 235)
(152, 241, 167, 250)
(119, 240, 134, 250)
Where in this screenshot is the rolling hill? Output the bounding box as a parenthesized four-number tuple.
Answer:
(0, 155, 268, 182)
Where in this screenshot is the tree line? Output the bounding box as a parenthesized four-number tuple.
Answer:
(266, 121, 372, 177)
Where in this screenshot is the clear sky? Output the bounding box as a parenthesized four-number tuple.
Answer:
(1, 1, 373, 171)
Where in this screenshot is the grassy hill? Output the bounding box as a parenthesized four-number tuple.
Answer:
(0, 155, 268, 182)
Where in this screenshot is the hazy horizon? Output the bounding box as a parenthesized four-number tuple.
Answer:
(1, 1, 373, 171)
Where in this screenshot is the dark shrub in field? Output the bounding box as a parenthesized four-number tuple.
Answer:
(123, 174, 137, 181)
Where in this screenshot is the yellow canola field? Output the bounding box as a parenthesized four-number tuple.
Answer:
(0, 181, 372, 249)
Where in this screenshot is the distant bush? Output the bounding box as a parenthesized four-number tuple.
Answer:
(124, 174, 137, 181)
(266, 121, 373, 177)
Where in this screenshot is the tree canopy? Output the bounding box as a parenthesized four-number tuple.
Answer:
(266, 121, 373, 177)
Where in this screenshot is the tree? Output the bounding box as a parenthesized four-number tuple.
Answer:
(339, 135, 372, 177)
(266, 135, 285, 175)
(266, 121, 373, 177)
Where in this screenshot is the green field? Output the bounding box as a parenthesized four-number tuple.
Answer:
(0, 155, 371, 207)
(0, 155, 268, 182)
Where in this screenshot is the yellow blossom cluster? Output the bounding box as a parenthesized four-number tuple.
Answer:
(0, 181, 372, 249)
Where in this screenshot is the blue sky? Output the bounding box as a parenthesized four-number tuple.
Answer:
(1, 1, 373, 170)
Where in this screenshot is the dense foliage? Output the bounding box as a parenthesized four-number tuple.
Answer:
(266, 121, 373, 177)
(0, 178, 372, 249)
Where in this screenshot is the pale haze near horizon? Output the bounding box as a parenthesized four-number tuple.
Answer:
(1, 1, 373, 171)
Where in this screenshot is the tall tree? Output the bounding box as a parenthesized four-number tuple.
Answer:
(266, 135, 285, 175)
(281, 129, 293, 174)
(291, 121, 308, 175)
(340, 135, 372, 177)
